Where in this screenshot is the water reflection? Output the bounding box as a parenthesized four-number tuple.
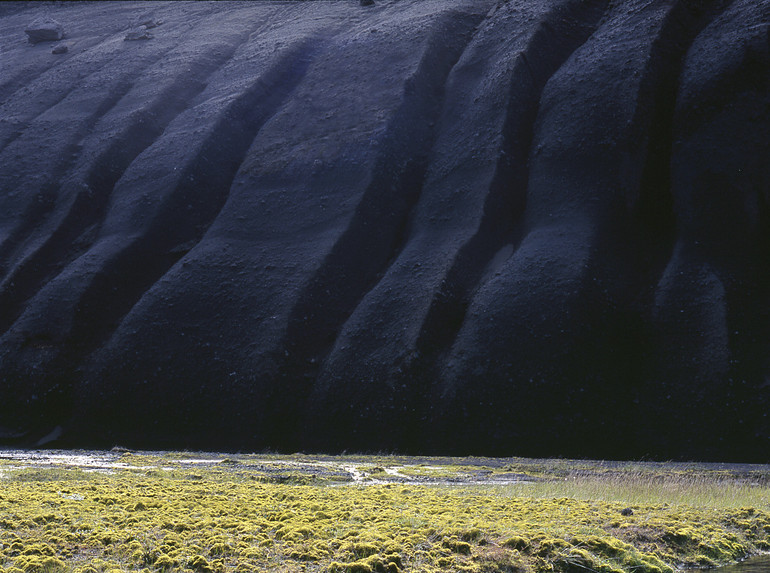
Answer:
(718, 556, 770, 573)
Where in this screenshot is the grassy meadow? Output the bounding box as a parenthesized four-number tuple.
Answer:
(0, 451, 767, 573)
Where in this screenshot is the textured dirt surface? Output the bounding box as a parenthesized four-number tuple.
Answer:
(0, 0, 768, 461)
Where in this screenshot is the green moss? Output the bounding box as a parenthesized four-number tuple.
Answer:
(0, 453, 766, 573)
(443, 536, 472, 555)
(153, 552, 178, 569)
(328, 554, 401, 573)
(188, 554, 214, 572)
(535, 537, 572, 557)
(12, 555, 66, 572)
(21, 543, 56, 556)
(504, 536, 530, 551)
(344, 542, 380, 558)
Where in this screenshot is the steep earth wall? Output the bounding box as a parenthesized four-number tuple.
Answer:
(0, 0, 767, 461)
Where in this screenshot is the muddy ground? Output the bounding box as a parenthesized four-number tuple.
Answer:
(1, 450, 768, 487)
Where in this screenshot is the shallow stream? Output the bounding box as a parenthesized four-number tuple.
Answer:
(720, 556, 770, 573)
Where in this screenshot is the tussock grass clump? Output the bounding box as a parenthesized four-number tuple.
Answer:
(0, 453, 767, 572)
(508, 471, 769, 509)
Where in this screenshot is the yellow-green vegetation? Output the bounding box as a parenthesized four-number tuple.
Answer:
(0, 452, 768, 573)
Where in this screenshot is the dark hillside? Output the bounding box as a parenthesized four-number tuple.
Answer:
(0, 0, 767, 461)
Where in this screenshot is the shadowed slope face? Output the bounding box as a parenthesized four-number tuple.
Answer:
(0, 0, 767, 461)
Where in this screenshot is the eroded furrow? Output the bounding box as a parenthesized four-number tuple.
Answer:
(60, 1, 496, 452)
(435, 0, 739, 459)
(630, 0, 734, 256)
(413, 0, 609, 391)
(647, 0, 768, 460)
(0, 15, 319, 439)
(0, 74, 142, 282)
(0, 14, 263, 336)
(279, 8, 487, 418)
(0, 2, 161, 106)
(304, 0, 609, 452)
(0, 3, 207, 156)
(38, 40, 319, 373)
(0, 33, 128, 136)
(0, 44, 182, 263)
